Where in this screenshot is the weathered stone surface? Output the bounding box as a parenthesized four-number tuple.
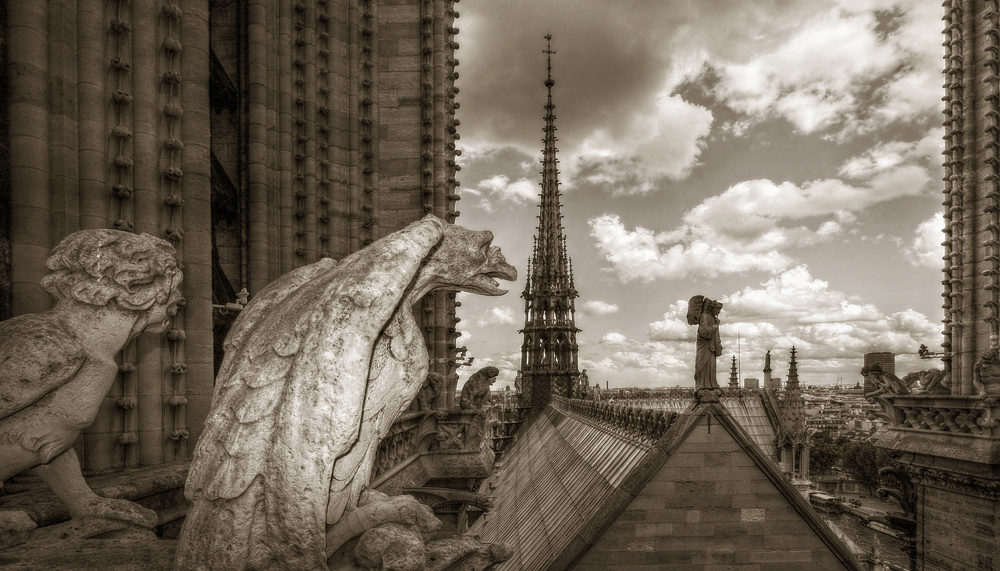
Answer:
(0, 538, 176, 571)
(424, 536, 512, 571)
(327, 489, 441, 559)
(176, 216, 515, 571)
(0, 230, 182, 529)
(355, 523, 427, 571)
(687, 295, 722, 390)
(416, 373, 444, 411)
(0, 509, 36, 549)
(459, 367, 499, 410)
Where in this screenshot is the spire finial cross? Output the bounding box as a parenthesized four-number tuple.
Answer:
(544, 34, 555, 83)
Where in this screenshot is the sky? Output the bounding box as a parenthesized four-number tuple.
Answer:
(450, 0, 946, 390)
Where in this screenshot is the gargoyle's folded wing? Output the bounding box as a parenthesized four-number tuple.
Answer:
(0, 314, 86, 420)
(185, 217, 446, 508)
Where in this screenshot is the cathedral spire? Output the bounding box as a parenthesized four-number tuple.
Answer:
(519, 35, 580, 408)
(786, 346, 799, 390)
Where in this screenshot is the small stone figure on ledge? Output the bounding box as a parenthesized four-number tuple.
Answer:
(416, 372, 444, 411)
(0, 230, 183, 529)
(460, 366, 500, 410)
(687, 295, 723, 402)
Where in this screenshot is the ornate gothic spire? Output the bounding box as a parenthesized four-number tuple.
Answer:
(780, 346, 805, 442)
(519, 35, 580, 408)
(786, 346, 799, 390)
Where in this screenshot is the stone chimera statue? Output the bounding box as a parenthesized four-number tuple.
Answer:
(0, 229, 183, 528)
(459, 366, 499, 410)
(176, 216, 516, 571)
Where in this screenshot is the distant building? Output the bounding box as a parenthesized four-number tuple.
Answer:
(744, 377, 760, 389)
(863, 352, 895, 394)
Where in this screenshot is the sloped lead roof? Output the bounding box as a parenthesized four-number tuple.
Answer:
(469, 397, 863, 571)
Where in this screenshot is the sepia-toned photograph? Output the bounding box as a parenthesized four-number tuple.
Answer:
(0, 1, 990, 570)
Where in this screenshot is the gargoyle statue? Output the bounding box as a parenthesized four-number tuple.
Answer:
(176, 216, 516, 571)
(459, 366, 500, 410)
(0, 230, 182, 528)
(416, 372, 444, 411)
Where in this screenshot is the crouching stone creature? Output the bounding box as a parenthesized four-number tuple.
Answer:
(459, 366, 499, 410)
(176, 216, 516, 571)
(0, 230, 183, 528)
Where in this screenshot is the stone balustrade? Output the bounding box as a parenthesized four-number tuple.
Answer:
(371, 409, 494, 485)
(873, 395, 1000, 437)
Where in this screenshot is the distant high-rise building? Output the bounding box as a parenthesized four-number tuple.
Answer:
(863, 352, 895, 394)
(864, 352, 895, 375)
(744, 377, 760, 389)
(518, 36, 580, 409)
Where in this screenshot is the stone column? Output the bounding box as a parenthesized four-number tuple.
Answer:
(7, 1, 52, 316)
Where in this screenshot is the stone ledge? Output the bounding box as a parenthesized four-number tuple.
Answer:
(0, 537, 176, 571)
(0, 461, 189, 528)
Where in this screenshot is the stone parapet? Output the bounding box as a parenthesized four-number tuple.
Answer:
(370, 409, 496, 494)
(873, 394, 1000, 438)
(875, 394, 1000, 570)
(551, 395, 678, 446)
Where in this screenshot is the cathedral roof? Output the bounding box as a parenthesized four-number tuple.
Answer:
(470, 397, 862, 570)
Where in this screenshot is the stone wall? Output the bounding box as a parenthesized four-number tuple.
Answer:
(919, 484, 1000, 570)
(575, 415, 852, 570)
(0, 0, 464, 473)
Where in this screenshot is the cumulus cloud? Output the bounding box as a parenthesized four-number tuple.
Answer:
(589, 213, 791, 283)
(648, 266, 939, 362)
(476, 306, 518, 327)
(707, 2, 940, 139)
(589, 145, 932, 282)
(572, 93, 714, 195)
(580, 300, 620, 316)
(588, 334, 689, 381)
(580, 265, 939, 387)
(601, 332, 628, 345)
(905, 213, 944, 269)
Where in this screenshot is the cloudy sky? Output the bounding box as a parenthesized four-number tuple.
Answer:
(451, 0, 945, 389)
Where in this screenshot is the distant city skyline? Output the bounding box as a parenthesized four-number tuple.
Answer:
(454, 0, 944, 388)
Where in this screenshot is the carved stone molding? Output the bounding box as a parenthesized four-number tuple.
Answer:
(552, 395, 678, 445)
(901, 464, 1000, 500)
(870, 395, 1000, 438)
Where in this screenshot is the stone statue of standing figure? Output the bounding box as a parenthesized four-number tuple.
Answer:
(687, 295, 723, 395)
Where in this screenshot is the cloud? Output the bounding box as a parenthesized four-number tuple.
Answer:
(837, 130, 941, 179)
(580, 300, 620, 316)
(706, 2, 941, 139)
(905, 213, 944, 270)
(589, 213, 792, 283)
(476, 306, 518, 327)
(477, 174, 539, 205)
(601, 332, 628, 345)
(589, 333, 689, 380)
(648, 266, 938, 361)
(459, 1, 940, 164)
(572, 93, 714, 195)
(589, 139, 933, 282)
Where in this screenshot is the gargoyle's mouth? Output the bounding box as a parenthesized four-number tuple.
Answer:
(463, 249, 517, 296)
